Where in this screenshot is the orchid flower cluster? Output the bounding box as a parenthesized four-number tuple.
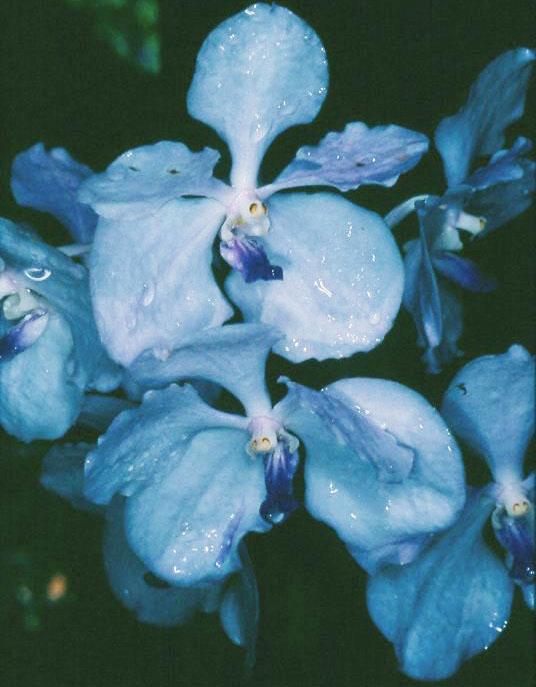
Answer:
(1, 3, 534, 681)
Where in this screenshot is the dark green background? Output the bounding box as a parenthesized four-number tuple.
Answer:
(0, 2, 534, 686)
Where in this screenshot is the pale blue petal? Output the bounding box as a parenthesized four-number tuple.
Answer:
(435, 48, 535, 186)
(41, 442, 97, 511)
(130, 324, 282, 416)
(466, 136, 532, 189)
(225, 192, 403, 363)
(442, 345, 535, 484)
(11, 143, 97, 243)
(84, 384, 245, 505)
(277, 377, 465, 569)
(267, 123, 428, 194)
(187, 3, 328, 187)
(0, 314, 83, 442)
(104, 500, 215, 626)
(421, 282, 463, 375)
(89, 198, 231, 366)
(77, 394, 135, 432)
(367, 490, 514, 681)
(79, 142, 228, 220)
(432, 252, 497, 293)
(521, 583, 534, 609)
(124, 426, 268, 586)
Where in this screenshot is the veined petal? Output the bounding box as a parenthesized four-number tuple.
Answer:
(367, 490, 514, 681)
(220, 236, 283, 283)
(84, 384, 246, 505)
(278, 377, 465, 569)
(187, 3, 328, 188)
(225, 192, 403, 363)
(124, 426, 268, 586)
(79, 142, 228, 220)
(104, 500, 216, 626)
(442, 345, 535, 484)
(432, 252, 497, 293)
(89, 197, 231, 366)
(435, 48, 535, 187)
(130, 324, 281, 417)
(41, 442, 98, 512)
(11, 143, 97, 243)
(264, 123, 428, 195)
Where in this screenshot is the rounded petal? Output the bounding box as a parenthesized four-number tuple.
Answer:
(124, 427, 268, 586)
(367, 491, 514, 681)
(187, 3, 328, 187)
(278, 377, 465, 569)
(89, 197, 231, 366)
(226, 192, 403, 362)
(442, 345, 535, 484)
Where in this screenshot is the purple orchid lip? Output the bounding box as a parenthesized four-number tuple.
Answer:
(0, 308, 49, 362)
(492, 505, 535, 584)
(259, 438, 299, 525)
(220, 236, 283, 283)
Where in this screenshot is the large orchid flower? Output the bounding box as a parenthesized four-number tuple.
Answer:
(80, 321, 465, 659)
(367, 345, 534, 681)
(78, 3, 428, 367)
(0, 217, 119, 441)
(386, 48, 535, 372)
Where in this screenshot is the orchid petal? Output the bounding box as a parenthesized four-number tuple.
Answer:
(79, 142, 228, 220)
(187, 3, 328, 188)
(220, 236, 282, 283)
(420, 283, 464, 374)
(432, 252, 497, 293)
(265, 123, 428, 195)
(278, 377, 465, 570)
(89, 198, 231, 366)
(367, 490, 514, 681)
(77, 394, 135, 432)
(226, 192, 403, 362)
(466, 136, 533, 189)
(435, 48, 535, 187)
(442, 345, 535, 484)
(11, 143, 97, 243)
(41, 442, 96, 511)
(130, 324, 281, 416)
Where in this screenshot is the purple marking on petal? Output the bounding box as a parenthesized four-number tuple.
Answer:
(432, 252, 498, 293)
(220, 236, 283, 283)
(0, 309, 49, 361)
(260, 440, 299, 524)
(492, 506, 535, 585)
(215, 503, 245, 569)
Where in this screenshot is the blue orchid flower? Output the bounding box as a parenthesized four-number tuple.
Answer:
(0, 218, 119, 441)
(78, 3, 429, 367)
(386, 48, 535, 373)
(367, 345, 534, 681)
(80, 319, 465, 655)
(40, 439, 259, 662)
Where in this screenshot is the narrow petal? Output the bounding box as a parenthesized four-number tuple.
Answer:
(11, 143, 97, 243)
(104, 500, 215, 626)
(442, 345, 535, 484)
(220, 236, 283, 283)
(432, 252, 497, 293)
(435, 48, 535, 186)
(278, 377, 465, 569)
(130, 324, 281, 417)
(89, 197, 231, 366)
(367, 490, 514, 681)
(187, 3, 328, 188)
(466, 136, 533, 189)
(79, 142, 227, 220)
(264, 123, 428, 194)
(124, 426, 268, 586)
(225, 192, 403, 363)
(41, 442, 98, 511)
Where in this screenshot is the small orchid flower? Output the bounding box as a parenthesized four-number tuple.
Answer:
(40, 441, 258, 661)
(82, 321, 465, 631)
(386, 48, 535, 373)
(79, 3, 428, 367)
(0, 218, 119, 441)
(367, 345, 534, 681)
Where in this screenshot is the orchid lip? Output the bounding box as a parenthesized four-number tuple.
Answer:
(0, 308, 49, 362)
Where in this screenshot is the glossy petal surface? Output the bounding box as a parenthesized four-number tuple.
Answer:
(226, 192, 403, 362)
(130, 324, 281, 416)
(270, 123, 428, 193)
(367, 491, 514, 681)
(80, 142, 225, 220)
(90, 198, 231, 366)
(442, 345, 535, 483)
(279, 377, 465, 568)
(11, 143, 97, 243)
(435, 48, 535, 186)
(187, 3, 328, 187)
